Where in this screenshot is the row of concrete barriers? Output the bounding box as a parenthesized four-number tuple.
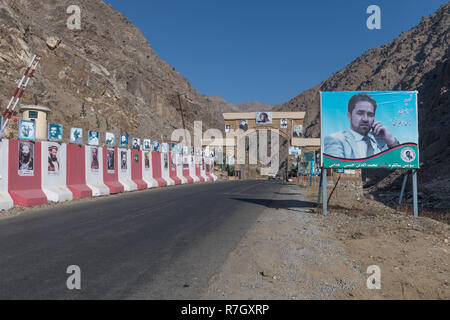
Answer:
(0, 139, 217, 210)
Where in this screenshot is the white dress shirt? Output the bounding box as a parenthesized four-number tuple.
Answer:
(349, 129, 381, 158)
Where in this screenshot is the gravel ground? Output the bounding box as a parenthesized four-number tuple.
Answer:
(202, 183, 450, 300)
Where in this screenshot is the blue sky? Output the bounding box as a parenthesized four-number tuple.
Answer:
(105, 0, 447, 105)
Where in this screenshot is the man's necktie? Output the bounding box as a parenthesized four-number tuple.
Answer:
(363, 136, 374, 157)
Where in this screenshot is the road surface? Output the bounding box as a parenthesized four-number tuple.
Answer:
(0, 180, 284, 299)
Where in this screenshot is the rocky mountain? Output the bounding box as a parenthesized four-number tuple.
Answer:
(207, 96, 276, 122)
(234, 101, 276, 113)
(276, 3, 449, 210)
(0, 0, 224, 143)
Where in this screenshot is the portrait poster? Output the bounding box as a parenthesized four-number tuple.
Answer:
(152, 141, 160, 152)
(105, 132, 115, 147)
(120, 151, 127, 171)
(48, 144, 60, 175)
(225, 125, 231, 133)
(255, 112, 272, 124)
(88, 130, 100, 146)
(107, 148, 115, 173)
(163, 153, 168, 169)
(144, 151, 150, 170)
(18, 141, 34, 176)
(321, 91, 419, 169)
(161, 143, 169, 153)
(143, 139, 151, 151)
(120, 134, 129, 148)
(18, 120, 36, 141)
(131, 137, 141, 150)
(48, 123, 63, 142)
(293, 125, 303, 137)
(280, 118, 288, 129)
(90, 147, 99, 171)
(239, 120, 248, 131)
(70, 128, 83, 145)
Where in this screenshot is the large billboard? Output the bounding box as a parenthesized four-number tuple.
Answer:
(321, 91, 419, 169)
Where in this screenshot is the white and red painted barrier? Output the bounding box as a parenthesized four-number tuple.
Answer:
(169, 152, 181, 185)
(195, 155, 205, 182)
(189, 154, 200, 183)
(41, 141, 73, 202)
(0, 140, 14, 210)
(176, 153, 187, 184)
(85, 145, 110, 196)
(161, 151, 174, 186)
(151, 151, 166, 187)
(67, 144, 92, 198)
(142, 150, 158, 188)
(182, 154, 194, 184)
(200, 156, 210, 182)
(103, 147, 124, 194)
(118, 148, 138, 191)
(131, 149, 147, 190)
(8, 140, 47, 207)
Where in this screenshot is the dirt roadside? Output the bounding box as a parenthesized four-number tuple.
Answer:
(202, 183, 449, 300)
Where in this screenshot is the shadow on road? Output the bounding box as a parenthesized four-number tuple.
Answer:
(230, 198, 316, 210)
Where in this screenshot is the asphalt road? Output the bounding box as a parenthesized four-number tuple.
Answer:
(0, 180, 284, 299)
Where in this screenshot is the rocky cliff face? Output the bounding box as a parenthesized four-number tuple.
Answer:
(276, 3, 449, 209)
(0, 0, 224, 142)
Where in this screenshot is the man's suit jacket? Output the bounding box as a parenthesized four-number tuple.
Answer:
(324, 130, 392, 159)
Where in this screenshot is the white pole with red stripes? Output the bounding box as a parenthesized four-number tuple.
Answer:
(1, 54, 40, 136)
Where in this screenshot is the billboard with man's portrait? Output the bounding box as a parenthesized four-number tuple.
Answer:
(320, 91, 419, 169)
(48, 123, 63, 142)
(18, 120, 35, 141)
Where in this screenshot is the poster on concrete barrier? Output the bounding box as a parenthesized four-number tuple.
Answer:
(321, 91, 419, 169)
(18, 141, 34, 176)
(106, 148, 115, 173)
(120, 150, 127, 171)
(47, 145, 60, 175)
(90, 147, 99, 171)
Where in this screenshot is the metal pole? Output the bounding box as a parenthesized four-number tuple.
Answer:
(323, 168, 327, 215)
(399, 171, 409, 204)
(412, 169, 418, 217)
(309, 160, 313, 186)
(317, 169, 323, 204)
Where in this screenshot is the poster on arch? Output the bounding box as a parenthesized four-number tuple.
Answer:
(320, 91, 419, 169)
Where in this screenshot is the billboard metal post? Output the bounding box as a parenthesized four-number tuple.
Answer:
(412, 169, 418, 217)
(322, 168, 327, 216)
(317, 169, 323, 204)
(399, 171, 409, 204)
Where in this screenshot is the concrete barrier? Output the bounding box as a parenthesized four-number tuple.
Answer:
(169, 152, 181, 185)
(41, 141, 73, 202)
(182, 154, 194, 184)
(209, 157, 218, 181)
(200, 156, 210, 182)
(118, 148, 138, 191)
(67, 144, 92, 198)
(189, 154, 200, 183)
(161, 151, 174, 185)
(142, 150, 158, 188)
(103, 147, 124, 194)
(8, 140, 47, 207)
(205, 157, 214, 182)
(176, 153, 187, 184)
(151, 151, 167, 187)
(85, 145, 110, 196)
(131, 149, 147, 190)
(0, 140, 14, 210)
(195, 155, 205, 182)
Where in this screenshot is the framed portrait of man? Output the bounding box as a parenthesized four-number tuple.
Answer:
(120, 151, 127, 171)
(88, 130, 100, 146)
(131, 137, 141, 150)
(144, 151, 150, 169)
(119, 134, 129, 148)
(18, 141, 34, 176)
(293, 125, 303, 137)
(152, 141, 160, 152)
(143, 139, 151, 151)
(18, 120, 36, 141)
(107, 148, 115, 173)
(225, 125, 231, 133)
(280, 118, 288, 129)
(48, 145, 60, 175)
(90, 147, 99, 171)
(105, 132, 115, 147)
(70, 128, 83, 145)
(256, 112, 272, 124)
(321, 91, 419, 169)
(161, 143, 168, 153)
(48, 123, 63, 142)
(239, 120, 248, 131)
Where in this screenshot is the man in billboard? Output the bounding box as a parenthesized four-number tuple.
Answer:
(324, 93, 399, 159)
